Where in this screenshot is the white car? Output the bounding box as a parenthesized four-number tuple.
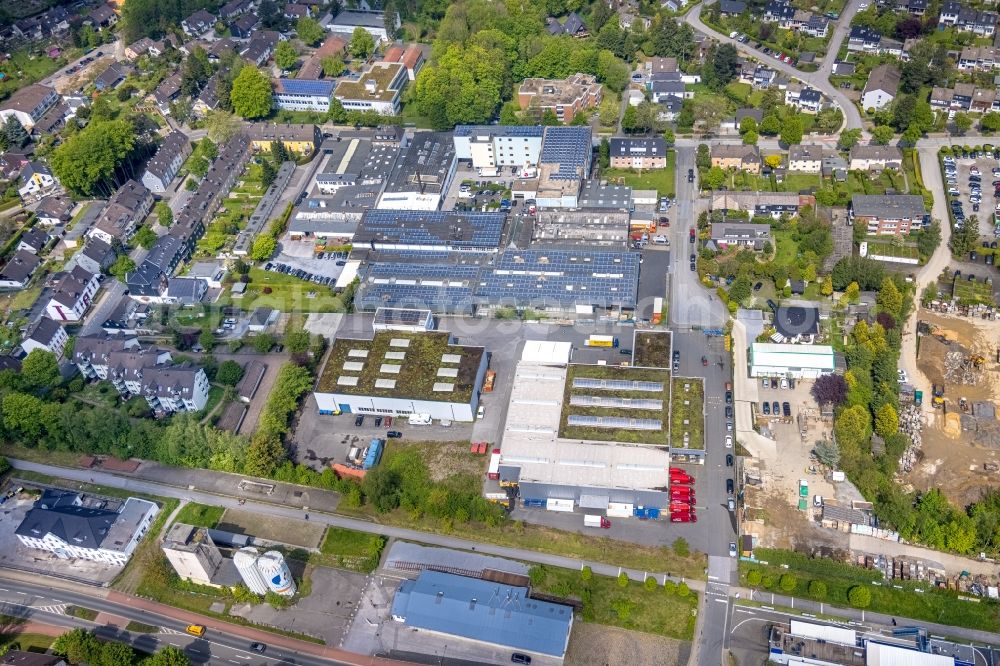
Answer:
(898, 369, 909, 383)
(780, 377, 788, 389)
(729, 542, 738, 557)
(477, 405, 485, 419)
(762, 378, 769, 389)
(725, 435, 733, 448)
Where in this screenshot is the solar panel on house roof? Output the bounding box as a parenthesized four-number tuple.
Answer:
(567, 415, 662, 430)
(277, 78, 335, 96)
(454, 125, 545, 137)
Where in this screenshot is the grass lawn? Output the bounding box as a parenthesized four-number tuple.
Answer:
(953, 276, 996, 305)
(67, 606, 98, 620)
(0, 48, 81, 97)
(316, 527, 386, 573)
(0, 632, 55, 653)
(558, 364, 672, 444)
(220, 268, 351, 313)
(604, 151, 677, 198)
(780, 173, 822, 192)
(400, 104, 435, 129)
(670, 377, 704, 450)
(743, 549, 1000, 632)
(772, 230, 799, 267)
(200, 385, 225, 416)
(865, 240, 919, 261)
(8, 284, 42, 312)
(529, 564, 698, 639)
(172, 502, 225, 529)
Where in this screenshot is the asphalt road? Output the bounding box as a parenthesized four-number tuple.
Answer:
(0, 577, 344, 666)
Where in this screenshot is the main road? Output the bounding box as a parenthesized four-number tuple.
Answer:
(683, 0, 865, 133)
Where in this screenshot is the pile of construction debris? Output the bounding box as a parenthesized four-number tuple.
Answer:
(944, 349, 985, 385)
(960, 401, 1000, 447)
(898, 404, 923, 473)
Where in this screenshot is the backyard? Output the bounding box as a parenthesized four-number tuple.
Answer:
(194, 163, 266, 258)
(603, 150, 677, 197)
(315, 527, 386, 573)
(220, 268, 353, 313)
(0, 47, 81, 98)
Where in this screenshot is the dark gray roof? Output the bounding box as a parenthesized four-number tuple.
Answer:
(383, 131, 456, 195)
(16, 490, 118, 549)
(1, 249, 42, 283)
(166, 277, 206, 301)
(851, 194, 925, 218)
(24, 316, 63, 345)
(50, 266, 96, 308)
(36, 194, 73, 221)
(109, 179, 151, 214)
(774, 306, 819, 338)
(1, 650, 67, 666)
(610, 136, 666, 158)
(145, 131, 190, 180)
(145, 234, 185, 271)
(19, 227, 49, 251)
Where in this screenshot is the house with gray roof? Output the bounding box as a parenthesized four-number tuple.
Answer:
(0, 249, 41, 288)
(850, 194, 927, 236)
(20, 316, 68, 359)
(142, 131, 192, 193)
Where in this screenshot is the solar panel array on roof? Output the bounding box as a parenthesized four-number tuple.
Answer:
(453, 125, 545, 137)
(567, 415, 662, 430)
(540, 126, 592, 180)
(355, 210, 506, 250)
(572, 377, 664, 391)
(569, 395, 663, 410)
(275, 78, 335, 96)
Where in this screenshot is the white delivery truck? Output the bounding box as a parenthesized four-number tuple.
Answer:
(584, 515, 611, 528)
(408, 413, 432, 425)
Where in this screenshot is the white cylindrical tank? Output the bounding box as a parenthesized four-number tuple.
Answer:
(233, 547, 268, 595)
(256, 550, 296, 597)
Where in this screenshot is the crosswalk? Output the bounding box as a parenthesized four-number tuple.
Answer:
(159, 627, 184, 635)
(32, 604, 69, 615)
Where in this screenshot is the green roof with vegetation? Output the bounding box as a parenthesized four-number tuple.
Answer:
(558, 363, 671, 445)
(670, 377, 704, 451)
(316, 331, 484, 403)
(334, 63, 404, 101)
(632, 330, 672, 369)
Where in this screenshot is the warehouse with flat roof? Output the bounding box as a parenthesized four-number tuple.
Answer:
(313, 331, 488, 421)
(749, 342, 836, 378)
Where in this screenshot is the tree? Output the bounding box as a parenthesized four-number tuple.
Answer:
(764, 154, 782, 169)
(296, 16, 325, 46)
(672, 537, 690, 557)
(154, 201, 173, 227)
(198, 328, 215, 353)
(253, 332, 276, 354)
(383, 0, 399, 40)
(950, 216, 981, 257)
(813, 439, 840, 468)
(133, 225, 157, 250)
(617, 572, 629, 587)
(109, 255, 136, 281)
(811, 374, 847, 406)
(142, 645, 192, 666)
(779, 574, 797, 592)
(746, 569, 763, 586)
(260, 159, 277, 188)
(250, 234, 277, 261)
(217, 360, 245, 386)
(349, 26, 375, 59)
(598, 138, 610, 168)
(729, 275, 752, 302)
(244, 434, 286, 477)
(1, 116, 29, 150)
(742, 130, 758, 145)
(204, 110, 242, 143)
(621, 105, 639, 133)
(363, 465, 401, 512)
(285, 326, 311, 354)
(22, 349, 59, 389)
(779, 116, 803, 146)
(982, 112, 1000, 133)
(275, 41, 298, 71)
(708, 43, 739, 89)
(848, 585, 872, 608)
(875, 403, 899, 439)
(52, 628, 100, 665)
(872, 126, 894, 145)
(99, 640, 136, 666)
(50, 119, 138, 197)
(837, 128, 862, 150)
(696, 144, 711, 169)
(953, 112, 973, 135)
(808, 580, 827, 599)
(821, 275, 833, 296)
(230, 66, 273, 120)
(702, 166, 726, 190)
(413, 43, 506, 129)
(760, 115, 781, 135)
(877, 276, 903, 318)
(739, 116, 758, 135)
(270, 139, 289, 165)
(321, 55, 345, 78)
(916, 220, 941, 259)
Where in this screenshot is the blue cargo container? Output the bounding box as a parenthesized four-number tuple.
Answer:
(363, 439, 384, 470)
(633, 507, 661, 519)
(522, 498, 546, 507)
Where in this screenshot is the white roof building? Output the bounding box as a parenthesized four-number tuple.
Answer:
(749, 342, 835, 378)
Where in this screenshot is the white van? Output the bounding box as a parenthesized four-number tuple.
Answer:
(408, 413, 432, 425)
(653, 235, 669, 245)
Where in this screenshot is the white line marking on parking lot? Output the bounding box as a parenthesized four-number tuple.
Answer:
(714, 598, 728, 604)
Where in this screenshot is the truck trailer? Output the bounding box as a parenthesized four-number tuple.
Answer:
(584, 515, 611, 528)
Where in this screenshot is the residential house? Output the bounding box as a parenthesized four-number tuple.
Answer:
(939, 2, 998, 36)
(649, 73, 687, 103)
(125, 37, 156, 60)
(284, 3, 311, 19)
(20, 316, 68, 359)
(518, 74, 603, 123)
(930, 83, 978, 111)
(785, 84, 822, 113)
(32, 101, 67, 136)
(15, 489, 158, 566)
(656, 96, 684, 122)
(861, 64, 900, 111)
(18, 161, 57, 199)
(220, 0, 253, 20)
(609, 137, 668, 169)
(849, 194, 927, 235)
(298, 34, 347, 79)
(248, 307, 278, 332)
(192, 75, 221, 117)
(896, 0, 927, 15)
(971, 87, 1000, 113)
(718, 0, 746, 15)
(88, 180, 153, 245)
(86, 4, 118, 30)
(849, 145, 903, 171)
(0, 151, 30, 180)
(959, 45, 1000, 70)
(35, 195, 74, 227)
(45, 266, 100, 322)
(74, 238, 117, 275)
(773, 305, 820, 343)
(847, 25, 882, 53)
(99, 298, 150, 335)
(0, 82, 52, 120)
(711, 192, 806, 218)
(73, 332, 142, 380)
(711, 144, 761, 173)
(832, 61, 856, 76)
(764, 0, 795, 23)
(182, 9, 216, 37)
(1, 650, 67, 666)
(186, 261, 227, 289)
(273, 78, 334, 112)
(710, 222, 771, 250)
(753, 65, 777, 88)
(334, 62, 408, 115)
(241, 31, 280, 67)
(151, 74, 183, 115)
(141, 132, 192, 193)
(379, 43, 426, 81)
(165, 277, 207, 305)
(94, 64, 126, 92)
(647, 57, 678, 75)
(247, 123, 321, 154)
(788, 145, 823, 173)
(822, 154, 848, 180)
(0, 250, 41, 289)
(229, 13, 259, 40)
(804, 15, 830, 37)
(17, 227, 50, 254)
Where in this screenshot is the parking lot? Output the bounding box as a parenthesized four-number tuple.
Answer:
(943, 149, 1000, 241)
(267, 237, 347, 285)
(442, 164, 523, 212)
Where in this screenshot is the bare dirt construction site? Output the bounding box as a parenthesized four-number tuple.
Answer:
(564, 623, 691, 666)
(910, 311, 1000, 506)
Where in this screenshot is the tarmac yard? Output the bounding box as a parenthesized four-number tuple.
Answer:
(911, 311, 1000, 506)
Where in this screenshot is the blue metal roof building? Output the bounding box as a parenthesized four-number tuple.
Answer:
(390, 570, 573, 658)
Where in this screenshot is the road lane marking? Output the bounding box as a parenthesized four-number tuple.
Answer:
(714, 598, 728, 604)
(735, 608, 755, 615)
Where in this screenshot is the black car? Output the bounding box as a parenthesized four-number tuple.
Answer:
(726, 454, 734, 467)
(374, 416, 383, 427)
(690, 254, 696, 263)
(782, 402, 791, 417)
(250, 643, 266, 653)
(772, 400, 780, 414)
(354, 415, 364, 426)
(762, 401, 770, 415)
(689, 261, 696, 271)
(753, 282, 763, 291)
(725, 405, 733, 419)
(512, 654, 532, 665)
(726, 479, 734, 493)
(386, 430, 402, 438)
(687, 168, 695, 183)
(725, 391, 733, 405)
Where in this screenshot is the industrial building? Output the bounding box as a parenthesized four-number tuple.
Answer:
(15, 490, 158, 566)
(313, 330, 488, 421)
(372, 307, 434, 332)
(354, 209, 506, 253)
(495, 341, 673, 511)
(531, 209, 630, 246)
(377, 131, 457, 210)
(768, 619, 968, 665)
(391, 570, 573, 661)
(161, 522, 241, 588)
(452, 125, 544, 172)
(272, 78, 334, 112)
(749, 343, 836, 378)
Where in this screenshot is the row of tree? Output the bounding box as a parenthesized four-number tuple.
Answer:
(51, 628, 190, 666)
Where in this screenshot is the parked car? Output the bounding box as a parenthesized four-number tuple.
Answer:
(726, 454, 734, 467)
(386, 430, 402, 438)
(782, 402, 791, 417)
(729, 542, 738, 557)
(772, 401, 780, 414)
(762, 402, 770, 415)
(725, 391, 733, 405)
(250, 643, 266, 653)
(354, 415, 364, 427)
(374, 416, 382, 427)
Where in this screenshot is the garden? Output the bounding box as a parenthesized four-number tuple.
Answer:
(669, 377, 704, 450)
